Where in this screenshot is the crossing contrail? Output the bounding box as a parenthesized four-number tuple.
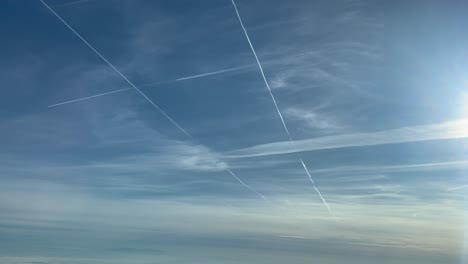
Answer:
(40, 0, 192, 138)
(48, 88, 131, 107)
(48, 51, 313, 107)
(231, 0, 334, 217)
(40, 0, 266, 200)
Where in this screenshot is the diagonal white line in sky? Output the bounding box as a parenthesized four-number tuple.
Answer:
(40, 0, 191, 138)
(48, 88, 132, 107)
(231, 0, 335, 217)
(40, 0, 266, 200)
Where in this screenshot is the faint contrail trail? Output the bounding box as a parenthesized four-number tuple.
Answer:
(49, 50, 314, 107)
(139, 65, 251, 87)
(300, 159, 335, 217)
(48, 88, 131, 107)
(52, 0, 93, 7)
(231, 0, 334, 217)
(447, 185, 468, 191)
(49, 66, 252, 106)
(41, 0, 266, 200)
(40, 0, 192, 138)
(227, 169, 268, 201)
(175, 66, 249, 81)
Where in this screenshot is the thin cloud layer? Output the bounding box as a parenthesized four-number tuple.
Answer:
(229, 119, 468, 157)
(1, 0, 468, 263)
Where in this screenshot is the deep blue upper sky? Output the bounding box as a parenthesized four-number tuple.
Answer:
(1, 0, 468, 263)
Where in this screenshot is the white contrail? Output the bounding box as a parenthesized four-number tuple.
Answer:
(299, 158, 315, 185)
(447, 185, 468, 191)
(41, 0, 266, 201)
(40, 0, 192, 138)
(175, 65, 249, 81)
(326, 199, 360, 205)
(231, 0, 334, 217)
(227, 169, 268, 201)
(300, 159, 336, 218)
(49, 66, 252, 106)
(48, 88, 131, 107)
(230, 0, 292, 141)
(139, 65, 250, 87)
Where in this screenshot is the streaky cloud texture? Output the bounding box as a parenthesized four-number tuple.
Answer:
(229, 119, 468, 158)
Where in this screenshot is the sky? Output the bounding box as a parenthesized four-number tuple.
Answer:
(1, 0, 468, 263)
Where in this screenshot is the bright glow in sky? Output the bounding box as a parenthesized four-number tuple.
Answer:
(0, 0, 467, 264)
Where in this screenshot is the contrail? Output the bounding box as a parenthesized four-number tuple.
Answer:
(50, 66, 252, 106)
(300, 159, 335, 218)
(231, 0, 292, 141)
(299, 158, 315, 185)
(48, 49, 317, 107)
(41, 0, 266, 200)
(227, 169, 268, 201)
(139, 65, 249, 87)
(447, 184, 468, 191)
(48, 88, 131, 107)
(175, 65, 249, 81)
(40, 0, 192, 138)
(231, 0, 334, 217)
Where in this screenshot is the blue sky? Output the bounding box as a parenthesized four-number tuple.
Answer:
(1, 0, 468, 263)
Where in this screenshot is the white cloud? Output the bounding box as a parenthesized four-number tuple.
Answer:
(228, 119, 468, 158)
(0, 179, 463, 260)
(284, 107, 341, 130)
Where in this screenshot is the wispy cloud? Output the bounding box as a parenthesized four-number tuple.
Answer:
(274, 234, 442, 252)
(51, 0, 94, 7)
(284, 107, 341, 130)
(323, 174, 387, 183)
(228, 119, 468, 158)
(306, 160, 468, 176)
(447, 184, 468, 191)
(0, 180, 460, 261)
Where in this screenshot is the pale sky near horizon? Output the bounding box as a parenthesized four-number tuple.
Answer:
(1, 0, 467, 263)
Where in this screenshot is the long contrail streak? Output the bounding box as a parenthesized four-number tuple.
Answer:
(49, 66, 252, 106)
(231, 0, 334, 217)
(40, 0, 265, 200)
(48, 88, 131, 107)
(48, 50, 312, 107)
(230, 0, 292, 141)
(40, 0, 191, 138)
(175, 66, 249, 81)
(139, 65, 250, 87)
